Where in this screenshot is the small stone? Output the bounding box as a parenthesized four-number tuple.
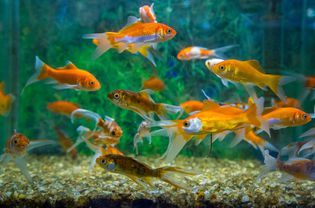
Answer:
(242, 195, 250, 203)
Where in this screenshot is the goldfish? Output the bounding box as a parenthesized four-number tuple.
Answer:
(177, 45, 236, 61)
(71, 108, 123, 143)
(96, 154, 198, 189)
(22, 56, 101, 93)
(259, 148, 315, 182)
(54, 127, 78, 160)
(149, 97, 268, 162)
(205, 59, 293, 102)
(0, 131, 56, 182)
(107, 89, 182, 120)
(142, 76, 165, 92)
(262, 107, 311, 130)
(47, 101, 80, 117)
(139, 3, 157, 23)
(134, 121, 151, 154)
(83, 17, 176, 65)
(0, 82, 15, 116)
(180, 100, 205, 114)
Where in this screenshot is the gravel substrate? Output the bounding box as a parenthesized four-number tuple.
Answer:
(0, 155, 314, 208)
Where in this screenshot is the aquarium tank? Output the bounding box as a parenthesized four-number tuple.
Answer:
(0, 0, 314, 207)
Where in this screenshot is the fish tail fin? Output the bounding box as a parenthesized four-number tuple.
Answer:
(71, 108, 101, 126)
(156, 166, 198, 189)
(212, 44, 238, 59)
(83, 32, 118, 59)
(27, 140, 56, 152)
(157, 104, 183, 120)
(257, 150, 278, 181)
(266, 75, 295, 103)
(22, 56, 49, 94)
(246, 97, 270, 136)
(299, 127, 315, 138)
(138, 46, 156, 66)
(14, 157, 33, 183)
(244, 128, 278, 154)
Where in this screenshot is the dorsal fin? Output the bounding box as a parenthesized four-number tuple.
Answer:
(245, 60, 264, 72)
(0, 82, 4, 91)
(139, 89, 155, 102)
(64, 61, 77, 70)
(119, 16, 140, 32)
(202, 99, 220, 110)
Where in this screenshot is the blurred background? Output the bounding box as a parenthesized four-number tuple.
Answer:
(1, 0, 315, 159)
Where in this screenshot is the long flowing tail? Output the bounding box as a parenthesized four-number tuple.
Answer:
(156, 104, 183, 120)
(257, 150, 277, 181)
(83, 32, 121, 59)
(21, 56, 50, 94)
(212, 44, 238, 59)
(266, 75, 295, 103)
(156, 166, 199, 190)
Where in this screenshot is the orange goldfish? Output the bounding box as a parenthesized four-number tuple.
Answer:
(180, 100, 205, 114)
(177, 45, 236, 61)
(96, 154, 198, 189)
(22, 56, 101, 93)
(259, 149, 315, 182)
(142, 76, 165, 92)
(101, 146, 124, 156)
(107, 89, 182, 120)
(0, 82, 15, 116)
(262, 107, 311, 130)
(139, 3, 157, 23)
(54, 127, 78, 160)
(149, 98, 268, 162)
(0, 131, 56, 182)
(83, 17, 176, 64)
(205, 59, 293, 102)
(47, 101, 80, 117)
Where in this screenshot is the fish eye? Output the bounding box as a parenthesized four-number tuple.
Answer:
(113, 93, 120, 99)
(183, 121, 190, 127)
(101, 159, 106, 164)
(111, 131, 116, 136)
(166, 29, 172, 34)
(303, 114, 308, 120)
(219, 65, 225, 70)
(89, 81, 94, 85)
(14, 139, 18, 144)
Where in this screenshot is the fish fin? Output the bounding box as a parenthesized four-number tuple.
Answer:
(213, 131, 231, 142)
(138, 46, 156, 66)
(27, 140, 56, 152)
(116, 42, 128, 53)
(21, 56, 49, 94)
(163, 130, 191, 163)
(202, 100, 220, 111)
(14, 157, 32, 183)
(64, 61, 77, 70)
(88, 150, 102, 172)
(104, 115, 115, 122)
(0, 153, 11, 165)
(257, 150, 277, 181)
(212, 44, 238, 59)
(133, 133, 143, 155)
(254, 97, 270, 137)
(266, 75, 295, 103)
(229, 129, 245, 148)
(71, 108, 101, 125)
(221, 79, 230, 87)
(53, 84, 80, 90)
(67, 136, 84, 153)
(245, 60, 264, 72)
(157, 166, 198, 190)
(298, 139, 315, 155)
(150, 129, 169, 137)
(126, 174, 150, 188)
(120, 16, 140, 31)
(157, 104, 183, 119)
(244, 84, 258, 102)
(194, 134, 208, 145)
(83, 32, 115, 59)
(299, 127, 315, 138)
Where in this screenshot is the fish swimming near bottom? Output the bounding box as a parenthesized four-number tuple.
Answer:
(96, 154, 198, 190)
(0, 131, 56, 182)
